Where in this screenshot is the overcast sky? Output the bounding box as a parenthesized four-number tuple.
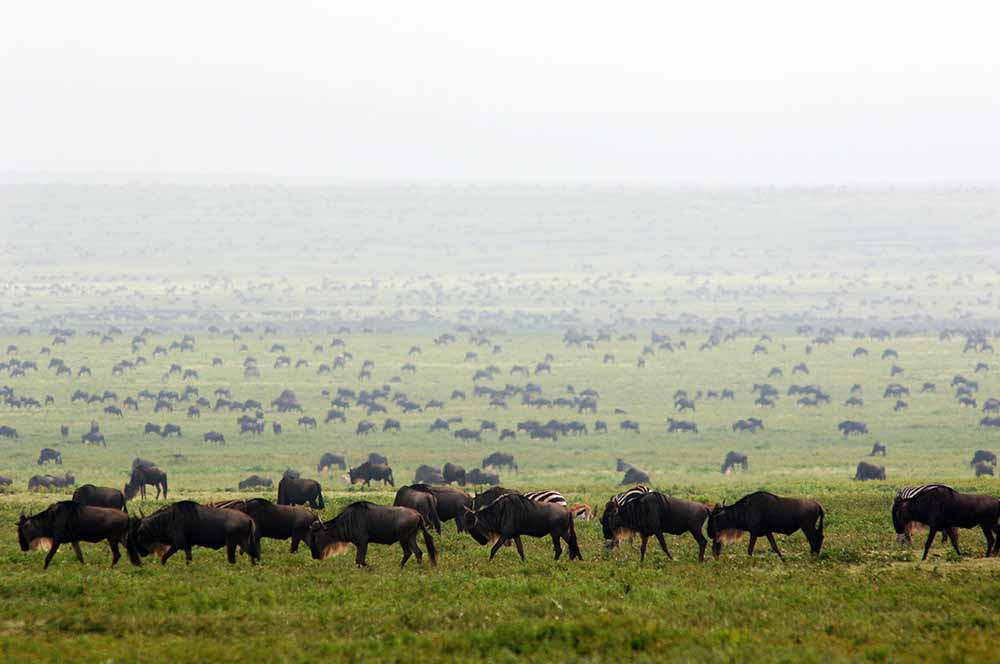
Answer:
(2, 1, 998, 184)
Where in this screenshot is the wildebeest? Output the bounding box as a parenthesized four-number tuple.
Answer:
(124, 465, 168, 501)
(307, 502, 437, 567)
(466, 468, 500, 486)
(143, 422, 162, 436)
(215, 498, 318, 552)
(482, 452, 517, 472)
(443, 462, 466, 486)
(707, 491, 825, 559)
(18, 501, 129, 569)
(37, 447, 62, 465)
(126, 501, 260, 565)
(161, 423, 182, 438)
(601, 491, 710, 561)
(349, 461, 395, 488)
(317, 452, 347, 473)
(621, 466, 650, 485)
(975, 462, 994, 477)
(367, 452, 389, 466)
(463, 493, 582, 561)
(28, 473, 76, 491)
(838, 420, 868, 437)
(277, 476, 325, 509)
(854, 461, 886, 481)
(393, 484, 443, 533)
(869, 442, 887, 457)
(970, 450, 997, 467)
(413, 465, 445, 485)
(721, 451, 748, 474)
(202, 431, 225, 445)
(238, 475, 273, 490)
(892, 484, 1000, 559)
(72, 484, 127, 511)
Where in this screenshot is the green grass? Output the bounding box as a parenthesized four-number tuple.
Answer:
(1, 330, 999, 662)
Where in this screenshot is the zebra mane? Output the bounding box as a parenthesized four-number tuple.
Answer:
(894, 484, 955, 502)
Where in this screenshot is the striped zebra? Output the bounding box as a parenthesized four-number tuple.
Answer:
(611, 485, 651, 507)
(603, 486, 651, 548)
(894, 484, 954, 503)
(523, 490, 567, 506)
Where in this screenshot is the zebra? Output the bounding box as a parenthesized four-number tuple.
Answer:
(522, 490, 567, 506)
(610, 485, 651, 508)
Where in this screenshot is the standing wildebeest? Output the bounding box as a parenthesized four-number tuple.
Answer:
(892, 484, 1000, 559)
(37, 447, 62, 465)
(143, 423, 162, 436)
(124, 465, 168, 501)
(161, 423, 182, 438)
(838, 420, 868, 437)
(601, 491, 710, 561)
(367, 452, 389, 466)
(318, 452, 347, 473)
(466, 468, 500, 486)
(72, 484, 127, 511)
(393, 484, 443, 533)
(482, 452, 517, 472)
(854, 461, 886, 481)
(707, 491, 825, 559)
(215, 498, 318, 552)
(414, 465, 445, 485)
(277, 476, 325, 509)
(126, 501, 260, 565)
(202, 431, 225, 445)
(306, 502, 437, 567)
(621, 466, 650, 485)
(975, 462, 994, 477)
(970, 450, 997, 467)
(443, 462, 466, 486)
(18, 501, 129, 569)
(464, 493, 582, 561)
(238, 475, 273, 490)
(869, 442, 887, 457)
(348, 461, 395, 487)
(721, 451, 748, 474)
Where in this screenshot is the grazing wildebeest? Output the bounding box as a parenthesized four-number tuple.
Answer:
(838, 420, 868, 437)
(854, 461, 886, 481)
(124, 465, 168, 501)
(238, 475, 273, 490)
(143, 423, 162, 436)
(307, 502, 437, 567)
(620, 420, 640, 433)
(707, 492, 825, 559)
(277, 476, 325, 509)
(18, 501, 129, 569)
(37, 447, 62, 465)
(0, 475, 12, 487)
(414, 465, 445, 485)
(621, 466, 650, 485)
(72, 484, 127, 511)
(28, 473, 76, 492)
(721, 451, 748, 474)
(161, 423, 182, 438)
(202, 431, 225, 445)
(393, 484, 443, 533)
(348, 462, 395, 488)
(482, 452, 517, 472)
(893, 484, 1000, 559)
(215, 498, 318, 552)
(616, 458, 633, 472)
(464, 494, 582, 561)
(126, 501, 260, 565)
(443, 462, 466, 486)
(466, 468, 500, 486)
(975, 462, 994, 477)
(81, 431, 106, 446)
(454, 428, 481, 441)
(601, 491, 710, 561)
(317, 452, 347, 473)
(666, 418, 698, 433)
(971, 450, 997, 467)
(869, 442, 887, 457)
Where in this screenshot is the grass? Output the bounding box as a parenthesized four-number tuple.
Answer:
(1, 329, 999, 662)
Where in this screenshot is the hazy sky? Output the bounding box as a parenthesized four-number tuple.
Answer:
(3, 2, 998, 184)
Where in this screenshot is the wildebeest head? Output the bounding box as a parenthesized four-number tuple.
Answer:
(17, 511, 53, 552)
(306, 521, 350, 560)
(891, 498, 912, 544)
(461, 503, 501, 546)
(706, 502, 745, 546)
(125, 511, 171, 565)
(599, 502, 631, 550)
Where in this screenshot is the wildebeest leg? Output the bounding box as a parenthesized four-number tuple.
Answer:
(747, 534, 758, 556)
(355, 540, 368, 566)
(945, 529, 961, 557)
(692, 530, 708, 562)
(980, 525, 994, 557)
(489, 536, 507, 560)
(551, 533, 562, 560)
(765, 533, 784, 561)
(400, 542, 413, 568)
(160, 545, 181, 565)
(43, 541, 61, 570)
(654, 532, 672, 560)
(71, 541, 85, 564)
(411, 534, 423, 564)
(109, 540, 121, 566)
(922, 528, 938, 560)
(513, 535, 526, 561)
(712, 541, 722, 559)
(290, 535, 299, 553)
(227, 541, 237, 564)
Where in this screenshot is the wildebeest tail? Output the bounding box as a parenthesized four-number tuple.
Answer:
(815, 505, 825, 549)
(247, 520, 261, 562)
(418, 518, 437, 566)
(567, 516, 583, 560)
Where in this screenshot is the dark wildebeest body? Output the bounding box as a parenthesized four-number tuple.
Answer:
(318, 452, 347, 473)
(466, 468, 500, 486)
(854, 461, 885, 481)
(72, 484, 127, 511)
(28, 473, 75, 491)
(464, 493, 582, 561)
(215, 498, 317, 553)
(393, 484, 443, 533)
(126, 501, 260, 565)
(971, 450, 997, 467)
(367, 452, 389, 466)
(443, 462, 466, 486)
(349, 462, 394, 487)
(721, 451, 748, 474)
(601, 491, 710, 561)
(37, 448, 62, 465)
(413, 465, 445, 485)
(482, 452, 517, 472)
(18, 501, 129, 569)
(892, 484, 1000, 559)
(238, 475, 273, 490)
(707, 491, 825, 559)
(124, 465, 168, 501)
(417, 485, 471, 532)
(307, 501, 437, 567)
(277, 477, 325, 509)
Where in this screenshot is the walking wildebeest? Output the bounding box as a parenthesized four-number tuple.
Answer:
(126, 501, 260, 565)
(37, 447, 62, 465)
(707, 491, 825, 559)
(306, 501, 437, 567)
(482, 452, 517, 472)
(277, 476, 325, 509)
(124, 465, 168, 501)
(72, 484, 127, 511)
(413, 465, 445, 485)
(601, 491, 710, 561)
(393, 484, 443, 533)
(317, 452, 347, 473)
(721, 451, 748, 474)
(854, 461, 886, 481)
(464, 493, 582, 561)
(869, 442, 887, 457)
(18, 501, 129, 569)
(349, 462, 395, 488)
(621, 466, 650, 485)
(892, 484, 1000, 559)
(443, 462, 466, 486)
(214, 498, 318, 552)
(238, 475, 273, 490)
